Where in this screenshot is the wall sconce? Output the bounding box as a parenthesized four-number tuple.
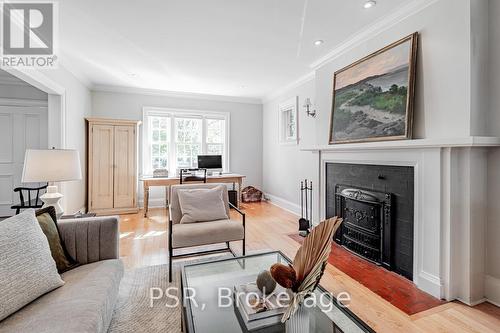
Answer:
(303, 98, 316, 117)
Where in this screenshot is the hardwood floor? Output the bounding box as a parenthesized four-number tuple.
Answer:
(119, 202, 500, 333)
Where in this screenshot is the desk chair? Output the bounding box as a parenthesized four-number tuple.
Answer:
(163, 169, 208, 207)
(179, 168, 207, 184)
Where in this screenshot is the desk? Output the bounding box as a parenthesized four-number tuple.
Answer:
(141, 173, 245, 217)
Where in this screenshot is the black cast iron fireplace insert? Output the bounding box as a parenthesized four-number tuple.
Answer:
(335, 186, 392, 269)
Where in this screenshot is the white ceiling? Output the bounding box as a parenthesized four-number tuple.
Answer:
(59, 0, 412, 99)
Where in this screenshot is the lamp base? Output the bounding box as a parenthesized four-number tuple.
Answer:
(40, 185, 64, 217)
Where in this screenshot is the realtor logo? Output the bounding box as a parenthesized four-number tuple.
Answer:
(1, 1, 58, 68)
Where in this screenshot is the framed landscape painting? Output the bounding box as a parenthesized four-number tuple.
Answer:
(329, 33, 418, 144)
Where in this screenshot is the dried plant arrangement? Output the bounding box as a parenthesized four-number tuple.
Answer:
(270, 217, 343, 322)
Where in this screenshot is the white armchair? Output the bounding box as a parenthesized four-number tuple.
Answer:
(168, 184, 246, 281)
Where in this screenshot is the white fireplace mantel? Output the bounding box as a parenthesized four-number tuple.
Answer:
(302, 136, 500, 305)
(300, 136, 500, 152)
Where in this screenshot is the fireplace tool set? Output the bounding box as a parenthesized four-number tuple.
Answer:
(299, 179, 313, 237)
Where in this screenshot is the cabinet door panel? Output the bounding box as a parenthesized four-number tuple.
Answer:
(113, 125, 135, 208)
(90, 125, 114, 209)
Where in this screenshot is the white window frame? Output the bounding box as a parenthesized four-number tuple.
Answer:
(142, 107, 230, 176)
(279, 96, 299, 145)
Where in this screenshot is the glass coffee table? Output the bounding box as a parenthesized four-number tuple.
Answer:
(181, 251, 374, 333)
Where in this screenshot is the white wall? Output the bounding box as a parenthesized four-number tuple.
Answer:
(39, 67, 92, 214)
(91, 90, 262, 206)
(485, 0, 500, 306)
(469, 0, 489, 136)
(262, 79, 318, 215)
(488, 0, 500, 136)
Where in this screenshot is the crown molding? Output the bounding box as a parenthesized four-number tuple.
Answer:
(262, 71, 315, 104)
(58, 55, 93, 89)
(91, 84, 262, 105)
(309, 0, 439, 69)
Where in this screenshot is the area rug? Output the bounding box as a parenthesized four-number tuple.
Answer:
(108, 254, 229, 333)
(288, 233, 445, 315)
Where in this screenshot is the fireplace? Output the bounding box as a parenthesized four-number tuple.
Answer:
(334, 186, 392, 267)
(326, 163, 414, 280)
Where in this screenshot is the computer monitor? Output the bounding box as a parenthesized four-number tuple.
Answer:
(197, 155, 222, 170)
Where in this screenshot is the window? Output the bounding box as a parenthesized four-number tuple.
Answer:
(283, 109, 295, 140)
(206, 118, 225, 155)
(149, 116, 170, 170)
(143, 108, 229, 175)
(279, 96, 298, 144)
(175, 117, 202, 169)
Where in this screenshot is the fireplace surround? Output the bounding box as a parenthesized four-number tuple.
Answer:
(327, 163, 414, 280)
(302, 137, 500, 303)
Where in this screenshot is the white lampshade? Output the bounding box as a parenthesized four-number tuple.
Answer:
(22, 149, 82, 183)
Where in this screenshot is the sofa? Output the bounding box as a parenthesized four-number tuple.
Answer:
(0, 216, 123, 333)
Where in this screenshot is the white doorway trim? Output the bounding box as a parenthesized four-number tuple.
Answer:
(3, 68, 69, 211)
(3, 68, 66, 148)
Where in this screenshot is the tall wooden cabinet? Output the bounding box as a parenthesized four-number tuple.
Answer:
(86, 118, 141, 215)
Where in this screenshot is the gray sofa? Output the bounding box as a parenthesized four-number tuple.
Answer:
(0, 216, 123, 333)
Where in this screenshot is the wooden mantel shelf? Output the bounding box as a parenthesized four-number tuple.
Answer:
(300, 136, 500, 152)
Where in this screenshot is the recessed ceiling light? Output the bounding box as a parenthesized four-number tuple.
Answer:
(364, 0, 376, 9)
(128, 73, 138, 77)
(240, 85, 246, 88)
(314, 40, 324, 46)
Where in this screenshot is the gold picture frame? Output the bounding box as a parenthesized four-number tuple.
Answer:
(329, 32, 418, 144)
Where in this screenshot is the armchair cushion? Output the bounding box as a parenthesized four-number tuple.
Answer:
(170, 184, 230, 224)
(177, 185, 228, 223)
(171, 219, 244, 248)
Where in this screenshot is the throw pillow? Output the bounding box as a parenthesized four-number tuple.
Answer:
(177, 186, 229, 223)
(35, 206, 79, 273)
(0, 209, 65, 321)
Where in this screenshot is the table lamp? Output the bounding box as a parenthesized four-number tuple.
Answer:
(22, 149, 82, 216)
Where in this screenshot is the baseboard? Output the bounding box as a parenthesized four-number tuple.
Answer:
(454, 275, 500, 307)
(461, 297, 487, 307)
(486, 298, 500, 307)
(264, 193, 300, 216)
(485, 274, 500, 306)
(417, 270, 442, 299)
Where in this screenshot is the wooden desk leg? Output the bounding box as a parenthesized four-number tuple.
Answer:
(238, 180, 242, 208)
(144, 184, 149, 218)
